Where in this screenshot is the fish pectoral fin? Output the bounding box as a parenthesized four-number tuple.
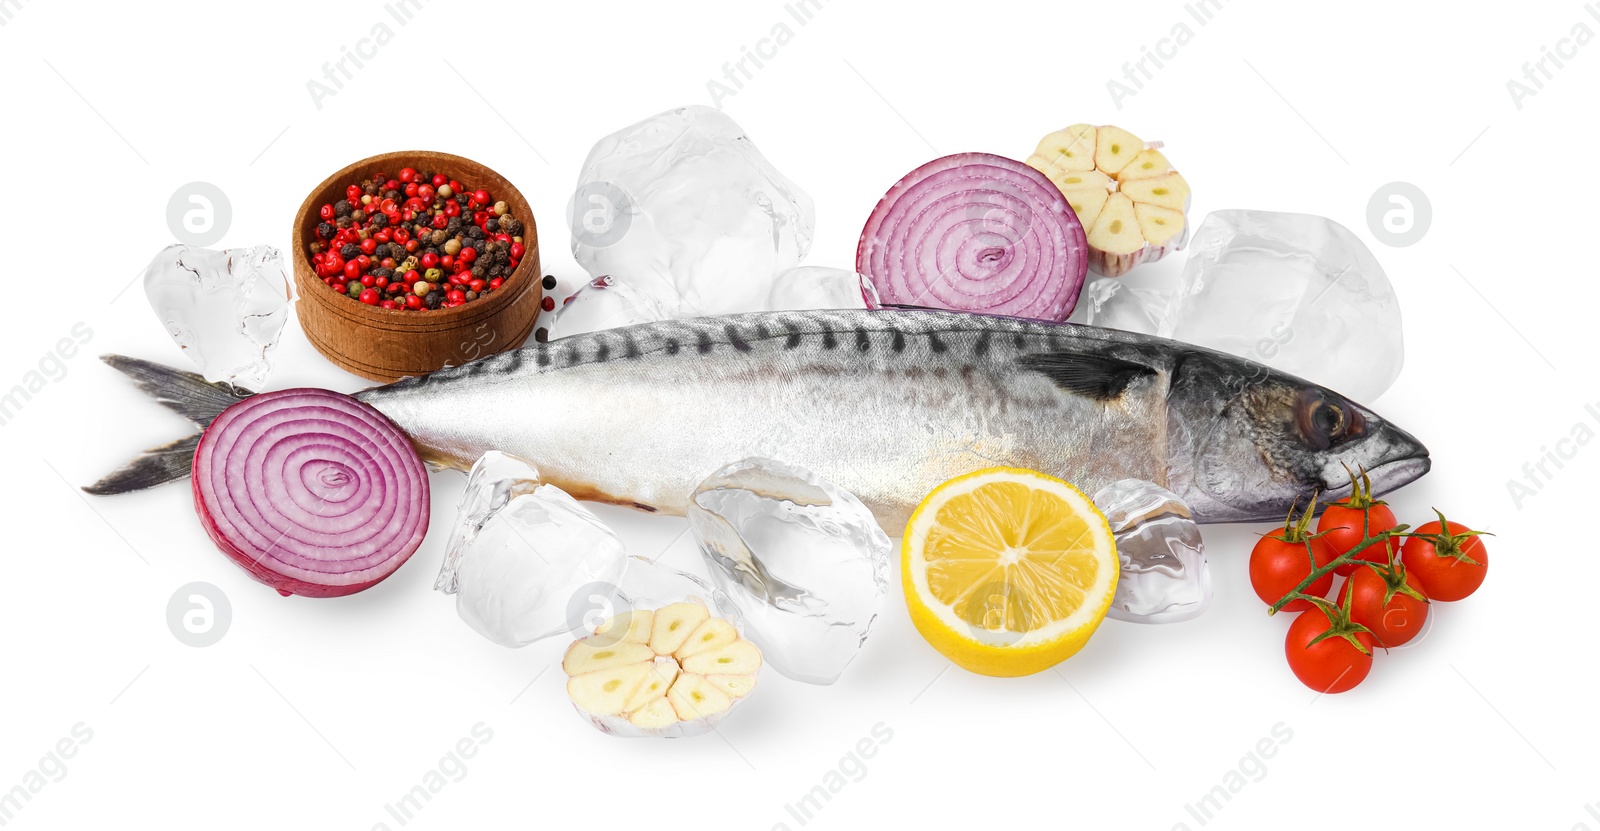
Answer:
(1016, 351, 1157, 402)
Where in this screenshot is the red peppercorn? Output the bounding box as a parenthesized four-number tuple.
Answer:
(359, 288, 380, 305)
(448, 180, 463, 194)
(344, 260, 362, 280)
(375, 230, 392, 244)
(459, 247, 477, 264)
(381, 257, 396, 269)
(418, 184, 435, 201)
(473, 211, 489, 226)
(381, 300, 397, 310)
(508, 258, 519, 271)
(469, 279, 486, 293)
(406, 294, 422, 310)
(447, 289, 467, 304)
(385, 179, 400, 191)
(489, 277, 504, 290)
(319, 204, 335, 221)
(440, 255, 454, 270)
(432, 214, 448, 230)
(448, 273, 470, 287)
(380, 198, 398, 215)
(357, 255, 371, 268)
(421, 253, 439, 269)
(444, 202, 461, 218)
(375, 276, 388, 289)
(393, 228, 410, 244)
(541, 296, 555, 311)
(431, 173, 448, 188)
(360, 238, 377, 255)
(405, 269, 421, 284)
(325, 253, 345, 273)
(346, 184, 363, 201)
(510, 243, 525, 259)
(360, 274, 376, 287)
(333, 282, 347, 293)
(471, 189, 490, 206)
(404, 182, 419, 198)
(399, 167, 417, 183)
(405, 240, 419, 253)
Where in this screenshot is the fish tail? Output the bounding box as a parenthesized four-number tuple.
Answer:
(82, 355, 255, 495)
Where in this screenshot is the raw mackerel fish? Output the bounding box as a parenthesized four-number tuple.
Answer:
(92, 310, 1430, 527)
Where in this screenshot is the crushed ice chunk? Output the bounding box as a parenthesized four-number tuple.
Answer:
(688, 458, 890, 685)
(1094, 479, 1212, 624)
(545, 275, 671, 340)
(571, 105, 816, 317)
(142, 244, 294, 389)
(1167, 210, 1403, 402)
(445, 477, 628, 648)
(436, 451, 543, 593)
(615, 557, 732, 620)
(767, 266, 880, 312)
(1081, 272, 1176, 335)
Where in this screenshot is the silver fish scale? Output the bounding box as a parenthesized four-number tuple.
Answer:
(363, 310, 1179, 529)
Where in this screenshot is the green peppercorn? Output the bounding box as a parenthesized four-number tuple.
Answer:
(424, 268, 443, 283)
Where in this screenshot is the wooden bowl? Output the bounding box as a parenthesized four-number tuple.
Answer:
(291, 150, 542, 382)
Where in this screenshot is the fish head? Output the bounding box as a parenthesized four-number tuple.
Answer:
(1166, 350, 1430, 522)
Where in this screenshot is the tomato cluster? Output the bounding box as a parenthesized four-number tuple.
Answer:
(1247, 467, 1489, 694)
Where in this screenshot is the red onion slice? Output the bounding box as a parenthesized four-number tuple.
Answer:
(857, 152, 1088, 322)
(192, 389, 429, 598)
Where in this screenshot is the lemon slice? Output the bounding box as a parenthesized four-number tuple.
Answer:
(902, 467, 1118, 677)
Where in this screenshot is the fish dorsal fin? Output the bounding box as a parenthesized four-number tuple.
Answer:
(1017, 351, 1157, 401)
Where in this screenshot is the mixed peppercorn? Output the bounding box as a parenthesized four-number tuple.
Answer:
(307, 167, 528, 310)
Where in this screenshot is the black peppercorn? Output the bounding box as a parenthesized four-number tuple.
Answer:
(317, 221, 336, 239)
(424, 290, 443, 309)
(334, 201, 352, 218)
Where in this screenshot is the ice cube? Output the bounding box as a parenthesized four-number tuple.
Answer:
(616, 557, 733, 618)
(688, 458, 890, 685)
(1165, 211, 1403, 402)
(1081, 273, 1175, 335)
(436, 451, 543, 593)
(545, 275, 671, 340)
(142, 244, 294, 389)
(767, 266, 880, 312)
(444, 480, 629, 648)
(1093, 479, 1212, 624)
(571, 106, 816, 317)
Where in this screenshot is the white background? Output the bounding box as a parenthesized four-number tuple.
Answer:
(1, 0, 1592, 828)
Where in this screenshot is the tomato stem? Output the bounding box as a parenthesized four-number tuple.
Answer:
(1268, 525, 1412, 615)
(1414, 507, 1491, 565)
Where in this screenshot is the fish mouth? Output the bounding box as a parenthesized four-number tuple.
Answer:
(1366, 454, 1432, 493)
(1319, 453, 1431, 502)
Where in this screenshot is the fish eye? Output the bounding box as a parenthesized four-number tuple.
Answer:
(1295, 390, 1362, 450)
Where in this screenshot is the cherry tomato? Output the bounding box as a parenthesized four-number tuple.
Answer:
(1249, 499, 1336, 612)
(1402, 510, 1488, 601)
(1318, 467, 1399, 575)
(1347, 564, 1428, 647)
(1285, 604, 1374, 694)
